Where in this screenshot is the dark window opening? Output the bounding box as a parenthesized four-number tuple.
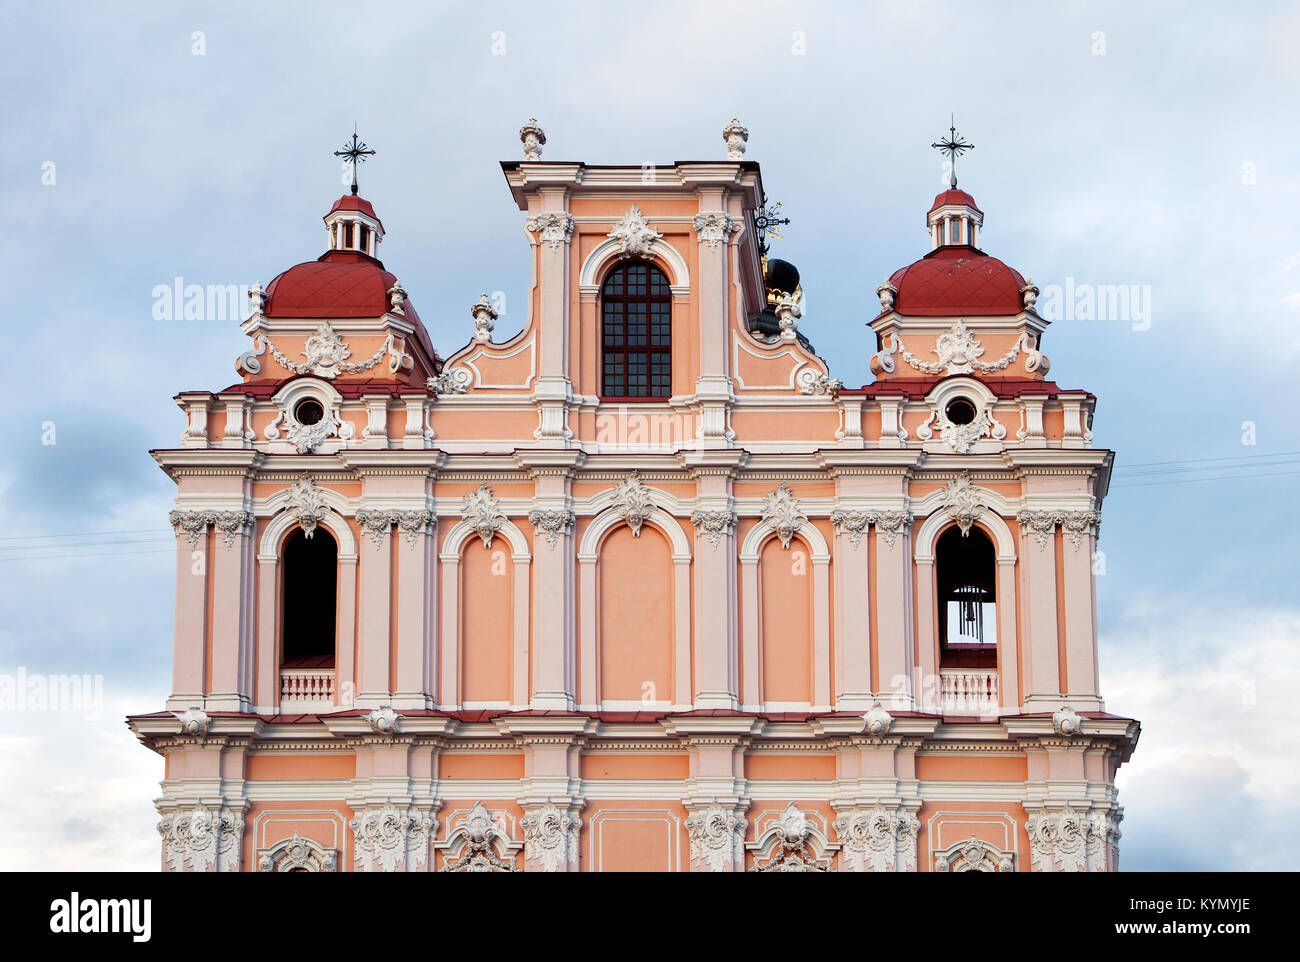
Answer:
(945, 397, 977, 425)
(343, 222, 355, 248)
(281, 528, 337, 667)
(936, 525, 997, 669)
(601, 261, 671, 398)
(294, 398, 324, 426)
(359, 225, 370, 252)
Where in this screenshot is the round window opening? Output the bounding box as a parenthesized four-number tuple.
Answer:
(945, 398, 977, 426)
(294, 399, 325, 426)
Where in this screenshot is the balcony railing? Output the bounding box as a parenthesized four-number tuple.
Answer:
(938, 669, 1000, 716)
(280, 668, 335, 713)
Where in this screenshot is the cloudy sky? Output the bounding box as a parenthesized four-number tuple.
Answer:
(0, 1, 1296, 870)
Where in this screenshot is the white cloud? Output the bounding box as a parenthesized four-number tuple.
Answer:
(1104, 604, 1300, 869)
(0, 691, 163, 871)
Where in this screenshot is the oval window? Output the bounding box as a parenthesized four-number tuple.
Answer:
(294, 398, 325, 426)
(945, 398, 977, 425)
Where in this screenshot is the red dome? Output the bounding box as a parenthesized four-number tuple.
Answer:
(886, 246, 1025, 317)
(929, 189, 982, 214)
(264, 249, 416, 320)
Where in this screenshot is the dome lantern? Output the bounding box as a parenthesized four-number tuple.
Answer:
(927, 188, 984, 250)
(323, 194, 385, 258)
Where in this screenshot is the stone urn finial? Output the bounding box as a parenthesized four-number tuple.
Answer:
(471, 293, 498, 342)
(775, 294, 801, 341)
(723, 119, 748, 160)
(520, 118, 546, 160)
(876, 280, 898, 312)
(1021, 277, 1040, 311)
(387, 280, 406, 314)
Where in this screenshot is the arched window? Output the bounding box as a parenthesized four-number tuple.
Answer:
(601, 261, 672, 399)
(936, 525, 997, 668)
(281, 528, 337, 667)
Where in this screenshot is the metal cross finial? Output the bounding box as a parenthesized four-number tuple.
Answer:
(334, 125, 376, 195)
(931, 114, 973, 188)
(753, 196, 790, 256)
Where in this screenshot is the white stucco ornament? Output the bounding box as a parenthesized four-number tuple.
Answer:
(722, 118, 749, 160)
(1021, 277, 1040, 310)
(876, 280, 897, 312)
(366, 706, 400, 735)
(519, 118, 546, 160)
(864, 702, 893, 737)
(247, 281, 267, 315)
(760, 483, 808, 550)
(1052, 705, 1083, 737)
(177, 706, 211, 738)
(387, 280, 406, 314)
(470, 293, 498, 342)
(608, 204, 662, 258)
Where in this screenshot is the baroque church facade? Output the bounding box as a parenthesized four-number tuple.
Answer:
(129, 120, 1138, 872)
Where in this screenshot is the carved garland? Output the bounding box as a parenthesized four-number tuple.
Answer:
(692, 211, 739, 251)
(526, 211, 575, 251)
(830, 508, 913, 548)
(355, 508, 435, 548)
(874, 320, 1047, 377)
(238, 321, 411, 379)
(168, 510, 255, 548)
(691, 508, 738, 548)
(1016, 509, 1102, 549)
(528, 509, 576, 548)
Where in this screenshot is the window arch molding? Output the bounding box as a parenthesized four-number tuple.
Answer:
(257, 495, 358, 563)
(913, 488, 1017, 563)
(578, 237, 689, 292)
(256, 832, 338, 872)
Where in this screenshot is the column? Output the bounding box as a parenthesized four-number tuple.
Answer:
(524, 455, 579, 709)
(1021, 526, 1062, 706)
(208, 513, 256, 712)
(167, 523, 209, 710)
(688, 457, 741, 709)
(1062, 523, 1103, 710)
(393, 515, 437, 709)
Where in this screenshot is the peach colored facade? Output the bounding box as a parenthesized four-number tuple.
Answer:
(130, 121, 1138, 873)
